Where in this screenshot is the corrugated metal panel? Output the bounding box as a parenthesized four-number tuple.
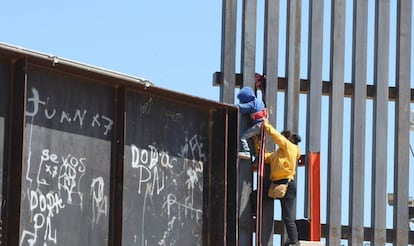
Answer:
(0, 43, 238, 246)
(0, 57, 11, 245)
(4, 59, 26, 245)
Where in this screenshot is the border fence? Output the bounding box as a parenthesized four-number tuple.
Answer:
(0, 43, 239, 245)
(1, 1, 414, 245)
(214, 0, 414, 245)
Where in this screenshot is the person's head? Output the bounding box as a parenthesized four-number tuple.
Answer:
(281, 130, 301, 145)
(237, 86, 256, 103)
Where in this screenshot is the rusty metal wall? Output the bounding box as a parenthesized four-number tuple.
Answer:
(217, 0, 413, 245)
(0, 57, 11, 246)
(0, 43, 238, 246)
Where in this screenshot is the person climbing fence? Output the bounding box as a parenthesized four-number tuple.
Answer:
(237, 76, 267, 160)
(262, 119, 302, 246)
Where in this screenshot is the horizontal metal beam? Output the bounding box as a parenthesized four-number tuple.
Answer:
(213, 72, 414, 101)
(272, 221, 414, 244)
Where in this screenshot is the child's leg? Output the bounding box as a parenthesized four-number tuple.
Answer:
(241, 122, 262, 140)
(240, 122, 262, 159)
(240, 138, 250, 152)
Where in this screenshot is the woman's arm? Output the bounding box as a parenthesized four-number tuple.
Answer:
(263, 120, 290, 149)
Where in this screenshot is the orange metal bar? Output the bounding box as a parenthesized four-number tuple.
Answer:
(309, 152, 321, 241)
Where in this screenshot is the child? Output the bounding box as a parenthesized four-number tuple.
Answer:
(237, 86, 267, 159)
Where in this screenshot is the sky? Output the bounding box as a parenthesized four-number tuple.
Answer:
(1, 0, 413, 244)
(0, 1, 222, 101)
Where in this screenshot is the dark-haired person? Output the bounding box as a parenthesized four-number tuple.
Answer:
(262, 119, 301, 246)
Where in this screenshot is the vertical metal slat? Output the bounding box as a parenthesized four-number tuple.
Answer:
(307, 0, 323, 151)
(306, 0, 324, 241)
(372, 0, 390, 245)
(220, 0, 238, 104)
(349, 0, 368, 244)
(262, 1, 280, 244)
(394, 0, 411, 245)
(327, 0, 346, 245)
(241, 0, 257, 88)
(239, 0, 257, 244)
(283, 0, 302, 244)
(285, 0, 302, 132)
(263, 0, 279, 125)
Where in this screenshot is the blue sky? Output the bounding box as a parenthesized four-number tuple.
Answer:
(0, 1, 222, 100)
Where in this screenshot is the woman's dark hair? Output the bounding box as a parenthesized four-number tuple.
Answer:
(281, 130, 301, 145)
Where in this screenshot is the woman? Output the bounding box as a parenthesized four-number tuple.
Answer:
(262, 119, 301, 246)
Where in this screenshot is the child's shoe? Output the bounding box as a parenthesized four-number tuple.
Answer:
(238, 151, 251, 159)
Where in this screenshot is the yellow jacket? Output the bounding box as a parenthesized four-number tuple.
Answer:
(263, 121, 301, 181)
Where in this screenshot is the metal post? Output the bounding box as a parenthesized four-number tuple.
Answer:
(327, 0, 345, 245)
